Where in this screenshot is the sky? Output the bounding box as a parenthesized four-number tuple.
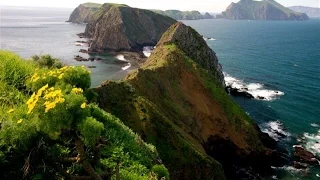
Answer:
(1, 0, 319, 12)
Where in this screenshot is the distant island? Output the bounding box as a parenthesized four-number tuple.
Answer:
(151, 10, 214, 20)
(218, 0, 309, 20)
(67, 2, 214, 24)
(289, 6, 320, 18)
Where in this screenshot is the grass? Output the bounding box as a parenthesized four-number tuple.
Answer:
(81, 2, 102, 8)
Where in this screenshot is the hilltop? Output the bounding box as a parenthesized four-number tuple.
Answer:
(220, 0, 309, 20)
(67, 2, 102, 23)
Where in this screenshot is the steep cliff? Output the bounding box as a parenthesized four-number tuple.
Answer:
(67, 2, 101, 23)
(221, 0, 309, 20)
(84, 3, 176, 52)
(94, 22, 287, 179)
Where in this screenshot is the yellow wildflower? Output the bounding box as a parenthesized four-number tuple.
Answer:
(44, 101, 56, 113)
(48, 87, 55, 91)
(71, 88, 83, 94)
(38, 84, 49, 94)
(80, 103, 86, 109)
(31, 73, 40, 82)
(58, 73, 64, 79)
(32, 76, 40, 82)
(7, 109, 14, 113)
(17, 119, 23, 124)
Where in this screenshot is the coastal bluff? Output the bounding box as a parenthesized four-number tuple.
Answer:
(94, 22, 288, 179)
(84, 3, 176, 52)
(220, 0, 309, 20)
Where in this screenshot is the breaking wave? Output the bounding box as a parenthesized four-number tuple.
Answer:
(115, 54, 127, 62)
(224, 73, 284, 101)
(261, 120, 291, 141)
(143, 46, 155, 57)
(302, 130, 320, 157)
(122, 63, 131, 70)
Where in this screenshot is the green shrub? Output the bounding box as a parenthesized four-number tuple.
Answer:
(0, 51, 165, 179)
(152, 164, 169, 180)
(0, 50, 35, 90)
(31, 54, 63, 69)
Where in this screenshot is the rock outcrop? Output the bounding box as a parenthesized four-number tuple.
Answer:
(94, 22, 287, 180)
(67, 3, 101, 23)
(152, 10, 213, 20)
(157, 22, 225, 87)
(84, 3, 176, 52)
(220, 0, 309, 20)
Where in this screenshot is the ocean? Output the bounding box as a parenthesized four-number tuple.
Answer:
(1, 6, 320, 180)
(0, 6, 132, 87)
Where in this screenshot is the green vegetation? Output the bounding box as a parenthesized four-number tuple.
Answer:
(81, 2, 102, 8)
(31, 54, 63, 69)
(0, 51, 168, 179)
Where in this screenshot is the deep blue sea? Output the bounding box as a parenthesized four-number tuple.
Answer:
(183, 19, 320, 179)
(1, 6, 320, 180)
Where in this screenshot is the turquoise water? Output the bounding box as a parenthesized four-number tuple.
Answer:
(183, 19, 320, 179)
(1, 6, 320, 179)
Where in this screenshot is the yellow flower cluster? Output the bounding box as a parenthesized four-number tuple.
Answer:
(26, 84, 66, 114)
(29, 65, 91, 84)
(27, 84, 49, 114)
(71, 87, 83, 94)
(43, 87, 65, 113)
(30, 73, 40, 82)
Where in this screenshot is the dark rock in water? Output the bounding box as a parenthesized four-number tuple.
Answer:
(257, 96, 265, 100)
(77, 33, 87, 38)
(226, 86, 254, 99)
(79, 49, 88, 53)
(84, 3, 176, 52)
(87, 66, 96, 68)
(77, 41, 88, 43)
(293, 161, 308, 169)
(88, 57, 94, 61)
(293, 146, 319, 165)
(74, 55, 88, 61)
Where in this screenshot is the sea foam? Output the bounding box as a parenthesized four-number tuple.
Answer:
(143, 46, 154, 57)
(122, 63, 131, 70)
(224, 73, 284, 101)
(261, 120, 290, 141)
(115, 54, 127, 62)
(303, 130, 320, 157)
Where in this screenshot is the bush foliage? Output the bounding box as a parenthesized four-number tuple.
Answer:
(0, 51, 168, 179)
